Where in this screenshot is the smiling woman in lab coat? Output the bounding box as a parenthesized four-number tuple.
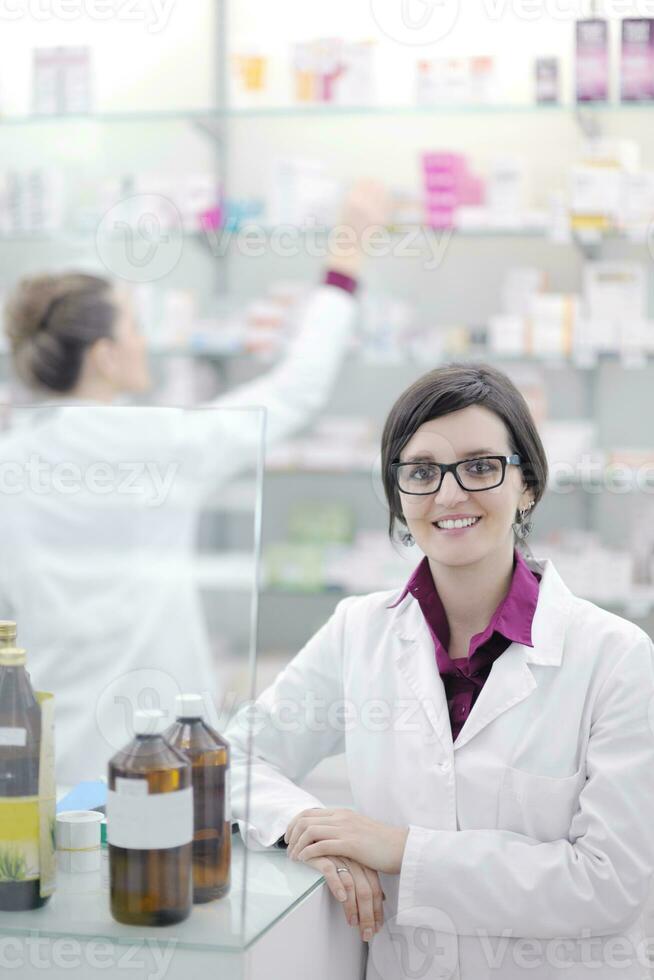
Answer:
(0, 181, 389, 785)
(227, 362, 654, 980)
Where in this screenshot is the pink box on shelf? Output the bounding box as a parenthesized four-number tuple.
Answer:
(575, 19, 609, 103)
(425, 205, 456, 229)
(425, 188, 458, 208)
(621, 19, 654, 102)
(424, 169, 460, 192)
(459, 174, 485, 206)
(422, 151, 467, 175)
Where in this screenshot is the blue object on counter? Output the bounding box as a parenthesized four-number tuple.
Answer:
(57, 780, 107, 813)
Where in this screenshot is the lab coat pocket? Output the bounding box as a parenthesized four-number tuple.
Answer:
(498, 765, 586, 842)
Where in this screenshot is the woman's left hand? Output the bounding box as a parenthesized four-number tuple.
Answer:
(285, 808, 409, 875)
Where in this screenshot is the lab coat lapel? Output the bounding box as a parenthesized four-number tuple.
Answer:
(390, 598, 453, 757)
(452, 644, 537, 750)
(388, 557, 572, 754)
(453, 556, 572, 752)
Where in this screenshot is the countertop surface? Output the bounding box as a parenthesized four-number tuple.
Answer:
(0, 834, 324, 952)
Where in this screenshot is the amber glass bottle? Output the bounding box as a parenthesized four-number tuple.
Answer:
(165, 694, 231, 903)
(107, 708, 193, 926)
(0, 641, 47, 911)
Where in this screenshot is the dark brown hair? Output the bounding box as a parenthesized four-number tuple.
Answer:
(5, 272, 117, 393)
(381, 362, 549, 544)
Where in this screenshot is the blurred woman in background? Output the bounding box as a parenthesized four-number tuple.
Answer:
(0, 179, 389, 785)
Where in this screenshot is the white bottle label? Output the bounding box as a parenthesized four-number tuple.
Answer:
(107, 784, 193, 850)
(0, 727, 27, 747)
(115, 777, 147, 797)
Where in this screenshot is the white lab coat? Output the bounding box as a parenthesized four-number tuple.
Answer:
(0, 286, 356, 785)
(226, 553, 654, 980)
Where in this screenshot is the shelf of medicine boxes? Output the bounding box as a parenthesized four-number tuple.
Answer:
(0, 346, 652, 368)
(2, 102, 653, 126)
(193, 552, 654, 620)
(0, 226, 646, 242)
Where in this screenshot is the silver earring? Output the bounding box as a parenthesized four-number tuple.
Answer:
(513, 502, 534, 540)
(402, 531, 415, 547)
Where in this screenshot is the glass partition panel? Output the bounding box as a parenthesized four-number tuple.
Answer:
(0, 402, 279, 978)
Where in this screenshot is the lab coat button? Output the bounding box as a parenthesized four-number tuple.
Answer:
(439, 760, 451, 772)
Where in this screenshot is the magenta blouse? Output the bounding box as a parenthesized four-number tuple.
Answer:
(389, 549, 541, 741)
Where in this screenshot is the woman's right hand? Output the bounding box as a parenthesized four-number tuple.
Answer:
(327, 178, 391, 280)
(300, 854, 385, 943)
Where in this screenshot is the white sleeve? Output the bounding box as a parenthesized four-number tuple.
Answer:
(225, 595, 354, 851)
(397, 635, 654, 938)
(191, 285, 357, 488)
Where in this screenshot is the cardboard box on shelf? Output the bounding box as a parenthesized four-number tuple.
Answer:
(584, 262, 646, 325)
(621, 19, 654, 103)
(575, 19, 609, 103)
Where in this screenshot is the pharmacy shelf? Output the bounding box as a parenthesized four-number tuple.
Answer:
(260, 582, 654, 620)
(1, 102, 653, 127)
(2, 347, 651, 367)
(219, 224, 651, 243)
(191, 524, 654, 613)
(0, 226, 649, 250)
(228, 102, 654, 118)
(0, 109, 223, 127)
(191, 550, 654, 619)
(0, 343, 243, 360)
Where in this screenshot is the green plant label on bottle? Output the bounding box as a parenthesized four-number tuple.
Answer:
(0, 797, 40, 882)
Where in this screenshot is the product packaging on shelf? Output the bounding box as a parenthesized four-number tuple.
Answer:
(575, 19, 609, 103)
(621, 19, 654, 103)
(570, 165, 622, 231)
(583, 262, 646, 326)
(232, 48, 268, 98)
(0, 170, 66, 236)
(32, 46, 92, 115)
(535, 58, 560, 104)
(486, 156, 527, 228)
(0, 624, 56, 912)
(268, 156, 341, 227)
(291, 39, 376, 105)
(416, 56, 496, 106)
(421, 152, 486, 229)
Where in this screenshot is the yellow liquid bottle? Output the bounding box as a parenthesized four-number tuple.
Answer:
(0, 640, 48, 911)
(165, 694, 231, 903)
(107, 708, 193, 926)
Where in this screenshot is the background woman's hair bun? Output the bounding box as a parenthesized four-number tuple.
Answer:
(4, 271, 116, 393)
(5, 274, 68, 348)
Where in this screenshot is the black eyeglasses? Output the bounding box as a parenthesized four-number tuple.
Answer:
(391, 454, 522, 495)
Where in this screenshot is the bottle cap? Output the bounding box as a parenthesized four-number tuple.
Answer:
(0, 646, 26, 666)
(0, 621, 17, 642)
(133, 708, 167, 736)
(175, 694, 205, 720)
(56, 810, 103, 873)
